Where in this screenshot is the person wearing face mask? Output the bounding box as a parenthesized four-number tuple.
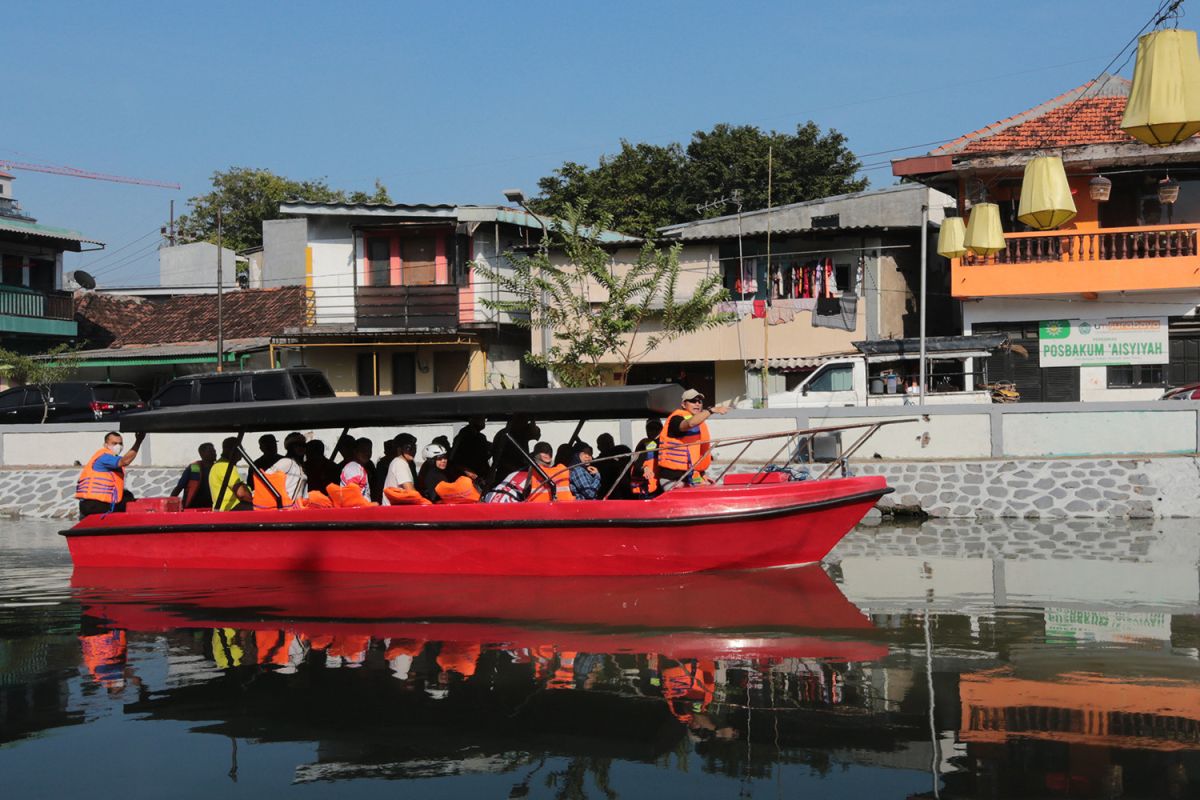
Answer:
(76, 430, 147, 518)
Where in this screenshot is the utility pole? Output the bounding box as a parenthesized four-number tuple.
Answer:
(919, 202, 928, 405)
(761, 147, 772, 407)
(169, 199, 175, 246)
(216, 207, 224, 373)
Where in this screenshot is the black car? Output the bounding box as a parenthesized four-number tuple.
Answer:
(149, 367, 335, 408)
(0, 381, 145, 423)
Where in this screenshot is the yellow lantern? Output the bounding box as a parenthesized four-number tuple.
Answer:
(1121, 28, 1200, 146)
(937, 216, 967, 259)
(1017, 156, 1077, 230)
(963, 203, 1006, 257)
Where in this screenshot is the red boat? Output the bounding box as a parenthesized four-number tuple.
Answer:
(62, 385, 897, 576)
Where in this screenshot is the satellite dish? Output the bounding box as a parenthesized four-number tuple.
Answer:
(72, 270, 96, 290)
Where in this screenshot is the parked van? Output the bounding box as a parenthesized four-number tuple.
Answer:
(750, 357, 992, 408)
(149, 367, 335, 409)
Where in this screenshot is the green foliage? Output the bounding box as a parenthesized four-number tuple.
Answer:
(530, 122, 868, 234)
(174, 167, 392, 252)
(477, 204, 732, 387)
(0, 343, 81, 423)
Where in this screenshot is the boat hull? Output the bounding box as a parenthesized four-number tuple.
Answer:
(63, 476, 888, 576)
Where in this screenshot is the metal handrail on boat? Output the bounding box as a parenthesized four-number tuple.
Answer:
(591, 418, 915, 500)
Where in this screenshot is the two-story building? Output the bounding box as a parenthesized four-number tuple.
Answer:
(0, 171, 101, 355)
(259, 202, 638, 395)
(893, 74, 1200, 401)
(564, 183, 958, 404)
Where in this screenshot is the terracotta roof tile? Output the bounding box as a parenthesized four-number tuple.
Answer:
(75, 286, 306, 348)
(73, 291, 156, 348)
(931, 75, 1165, 156)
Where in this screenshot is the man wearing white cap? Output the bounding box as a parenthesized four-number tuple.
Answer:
(656, 388, 729, 486)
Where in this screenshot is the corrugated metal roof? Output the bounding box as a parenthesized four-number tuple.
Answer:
(657, 184, 955, 242)
(64, 338, 269, 366)
(0, 216, 103, 247)
(279, 202, 640, 244)
(747, 353, 859, 371)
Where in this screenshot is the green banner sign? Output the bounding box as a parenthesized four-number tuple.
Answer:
(1038, 317, 1167, 367)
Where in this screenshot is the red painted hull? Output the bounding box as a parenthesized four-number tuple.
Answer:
(72, 565, 889, 662)
(63, 476, 887, 576)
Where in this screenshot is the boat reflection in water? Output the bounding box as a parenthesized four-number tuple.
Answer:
(70, 566, 890, 785)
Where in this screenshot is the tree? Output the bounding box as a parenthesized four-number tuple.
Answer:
(0, 343, 81, 422)
(477, 204, 732, 387)
(174, 167, 392, 252)
(530, 122, 867, 234)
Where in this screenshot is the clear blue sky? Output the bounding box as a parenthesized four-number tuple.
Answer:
(4, 0, 1163, 286)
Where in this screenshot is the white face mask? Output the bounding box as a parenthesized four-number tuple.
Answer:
(109, 443, 124, 456)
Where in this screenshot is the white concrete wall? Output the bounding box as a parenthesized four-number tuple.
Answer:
(1003, 410, 1195, 457)
(159, 241, 237, 288)
(306, 218, 356, 326)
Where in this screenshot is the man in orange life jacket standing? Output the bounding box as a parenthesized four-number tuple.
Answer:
(76, 430, 147, 517)
(657, 389, 728, 487)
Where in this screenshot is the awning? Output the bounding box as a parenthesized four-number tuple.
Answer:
(51, 339, 267, 368)
(746, 354, 859, 372)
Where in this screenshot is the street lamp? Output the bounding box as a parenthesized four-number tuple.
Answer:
(501, 189, 555, 387)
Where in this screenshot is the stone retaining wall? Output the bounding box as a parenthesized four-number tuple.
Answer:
(6, 454, 1200, 520)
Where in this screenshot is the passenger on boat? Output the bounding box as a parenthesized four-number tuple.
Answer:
(630, 419, 662, 498)
(657, 389, 729, 487)
(264, 432, 308, 502)
(303, 439, 338, 494)
(568, 443, 602, 500)
(373, 436, 398, 501)
(208, 437, 254, 511)
(435, 462, 484, 504)
(339, 437, 375, 503)
(451, 415, 491, 476)
(253, 434, 282, 473)
(482, 468, 529, 503)
(333, 433, 357, 475)
(173, 442, 216, 510)
(382, 433, 428, 505)
(417, 443, 449, 502)
(490, 414, 539, 482)
(76, 430, 147, 518)
(527, 442, 574, 502)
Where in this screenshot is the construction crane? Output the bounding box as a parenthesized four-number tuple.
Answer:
(0, 159, 179, 190)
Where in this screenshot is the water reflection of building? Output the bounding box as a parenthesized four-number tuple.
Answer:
(0, 633, 84, 745)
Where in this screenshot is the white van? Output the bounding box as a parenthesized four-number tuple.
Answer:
(752, 357, 992, 408)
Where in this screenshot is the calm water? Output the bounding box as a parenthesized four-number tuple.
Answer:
(4, 517, 1200, 799)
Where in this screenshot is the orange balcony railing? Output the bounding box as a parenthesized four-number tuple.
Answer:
(952, 223, 1200, 298)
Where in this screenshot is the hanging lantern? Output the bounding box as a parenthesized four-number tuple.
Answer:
(963, 203, 1006, 257)
(1017, 156, 1077, 229)
(937, 217, 967, 259)
(1089, 175, 1112, 202)
(1121, 28, 1200, 146)
(1159, 175, 1180, 204)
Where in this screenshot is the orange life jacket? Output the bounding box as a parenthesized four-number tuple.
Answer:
(75, 448, 124, 504)
(79, 630, 127, 687)
(437, 641, 482, 678)
(527, 464, 575, 502)
(252, 471, 295, 510)
(435, 476, 481, 504)
(325, 483, 376, 508)
(254, 631, 294, 666)
(384, 638, 426, 660)
(383, 486, 432, 505)
(657, 409, 711, 475)
(305, 489, 334, 508)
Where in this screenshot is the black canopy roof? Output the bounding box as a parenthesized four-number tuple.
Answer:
(120, 384, 684, 434)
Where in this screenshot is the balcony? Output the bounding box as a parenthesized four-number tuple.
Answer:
(355, 284, 460, 330)
(952, 223, 1200, 298)
(0, 286, 76, 337)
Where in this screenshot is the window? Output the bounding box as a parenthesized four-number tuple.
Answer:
(94, 386, 142, 403)
(1107, 364, 1165, 388)
(251, 373, 289, 401)
(401, 236, 437, 285)
(366, 237, 391, 287)
(806, 365, 854, 393)
(0, 389, 26, 409)
(835, 263, 853, 292)
(197, 379, 238, 404)
(291, 372, 334, 398)
(154, 383, 193, 407)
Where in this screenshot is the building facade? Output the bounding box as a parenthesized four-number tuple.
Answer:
(894, 74, 1200, 402)
(0, 171, 102, 355)
(550, 184, 956, 405)
(259, 202, 637, 396)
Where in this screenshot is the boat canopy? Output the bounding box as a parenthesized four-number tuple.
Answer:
(120, 384, 684, 434)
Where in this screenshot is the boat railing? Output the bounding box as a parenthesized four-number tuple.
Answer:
(588, 418, 915, 500)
